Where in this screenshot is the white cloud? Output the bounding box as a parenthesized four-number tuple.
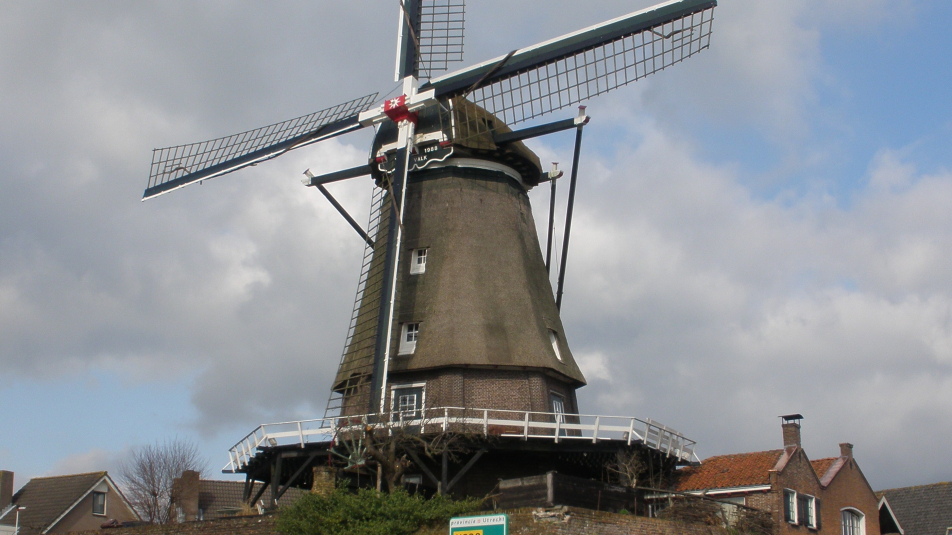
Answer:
(46, 448, 122, 478)
(1, 0, 949, 491)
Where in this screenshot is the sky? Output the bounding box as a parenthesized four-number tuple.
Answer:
(1, 0, 951, 493)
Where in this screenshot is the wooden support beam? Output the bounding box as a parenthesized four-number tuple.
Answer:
(249, 479, 270, 507)
(276, 454, 319, 501)
(446, 448, 487, 492)
(441, 451, 448, 495)
(406, 449, 440, 488)
(270, 455, 283, 507)
(242, 474, 254, 502)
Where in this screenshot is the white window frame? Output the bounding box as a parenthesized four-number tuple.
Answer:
(92, 491, 107, 516)
(389, 383, 426, 420)
(784, 489, 798, 524)
(801, 493, 817, 529)
(841, 508, 865, 535)
(548, 330, 563, 362)
(399, 323, 419, 355)
(410, 248, 427, 275)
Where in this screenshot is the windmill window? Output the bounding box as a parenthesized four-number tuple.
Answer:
(399, 323, 419, 354)
(410, 248, 427, 275)
(390, 384, 424, 420)
(92, 491, 106, 516)
(548, 330, 563, 362)
(550, 393, 566, 437)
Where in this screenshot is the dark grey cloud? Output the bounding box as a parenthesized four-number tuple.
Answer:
(2, 0, 948, 491)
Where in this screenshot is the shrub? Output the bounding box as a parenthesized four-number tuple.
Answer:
(277, 487, 481, 535)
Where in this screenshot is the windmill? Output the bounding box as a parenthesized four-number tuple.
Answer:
(146, 1, 716, 428)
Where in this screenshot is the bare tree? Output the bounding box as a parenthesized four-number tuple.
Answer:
(607, 450, 645, 488)
(118, 437, 208, 524)
(333, 416, 486, 493)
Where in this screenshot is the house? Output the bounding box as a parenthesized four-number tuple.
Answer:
(0, 470, 139, 535)
(877, 481, 952, 535)
(672, 415, 902, 535)
(170, 470, 306, 522)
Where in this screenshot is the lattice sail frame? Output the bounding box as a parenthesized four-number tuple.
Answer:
(144, 93, 378, 199)
(323, 186, 388, 421)
(433, 3, 714, 144)
(415, 0, 465, 76)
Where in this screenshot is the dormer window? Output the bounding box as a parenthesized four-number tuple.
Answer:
(410, 248, 427, 275)
(92, 491, 106, 516)
(548, 330, 563, 362)
(399, 323, 419, 355)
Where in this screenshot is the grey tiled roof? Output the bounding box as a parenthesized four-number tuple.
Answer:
(879, 481, 952, 535)
(0, 472, 106, 535)
(198, 480, 306, 520)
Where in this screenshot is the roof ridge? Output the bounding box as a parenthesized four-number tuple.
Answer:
(32, 471, 107, 480)
(879, 480, 952, 493)
(703, 449, 784, 460)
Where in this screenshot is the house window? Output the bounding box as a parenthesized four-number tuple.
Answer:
(798, 493, 818, 529)
(390, 384, 424, 420)
(548, 330, 563, 362)
(92, 491, 106, 516)
(841, 509, 864, 535)
(410, 248, 427, 275)
(399, 323, 419, 354)
(784, 489, 797, 524)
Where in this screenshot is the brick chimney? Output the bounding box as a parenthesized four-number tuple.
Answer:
(780, 414, 803, 447)
(782, 423, 801, 447)
(839, 442, 853, 460)
(171, 470, 201, 522)
(0, 471, 12, 509)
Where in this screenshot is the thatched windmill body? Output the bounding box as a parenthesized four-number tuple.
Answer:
(144, 0, 717, 423)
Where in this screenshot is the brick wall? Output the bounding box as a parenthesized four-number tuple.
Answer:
(386, 368, 579, 416)
(815, 446, 880, 535)
(68, 508, 724, 535)
(773, 448, 823, 535)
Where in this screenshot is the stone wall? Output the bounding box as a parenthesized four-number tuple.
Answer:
(70, 515, 278, 535)
(69, 508, 725, 535)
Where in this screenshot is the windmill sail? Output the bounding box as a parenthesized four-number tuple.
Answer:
(143, 93, 378, 200)
(415, 0, 465, 77)
(395, 0, 466, 80)
(426, 0, 715, 126)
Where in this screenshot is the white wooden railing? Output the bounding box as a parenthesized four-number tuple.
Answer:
(222, 407, 698, 473)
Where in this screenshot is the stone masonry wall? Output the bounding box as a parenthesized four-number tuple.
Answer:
(70, 515, 277, 535)
(69, 508, 725, 535)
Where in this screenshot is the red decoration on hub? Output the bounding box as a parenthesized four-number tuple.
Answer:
(383, 95, 418, 125)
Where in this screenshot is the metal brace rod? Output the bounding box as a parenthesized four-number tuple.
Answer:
(545, 164, 559, 273)
(302, 167, 375, 246)
(556, 109, 587, 310)
(301, 164, 373, 187)
(316, 184, 374, 247)
(493, 115, 586, 145)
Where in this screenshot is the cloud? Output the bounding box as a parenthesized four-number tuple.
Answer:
(46, 448, 123, 478)
(563, 121, 952, 488)
(1, 0, 949, 491)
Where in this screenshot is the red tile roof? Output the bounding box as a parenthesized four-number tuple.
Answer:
(673, 450, 784, 492)
(810, 458, 836, 479)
